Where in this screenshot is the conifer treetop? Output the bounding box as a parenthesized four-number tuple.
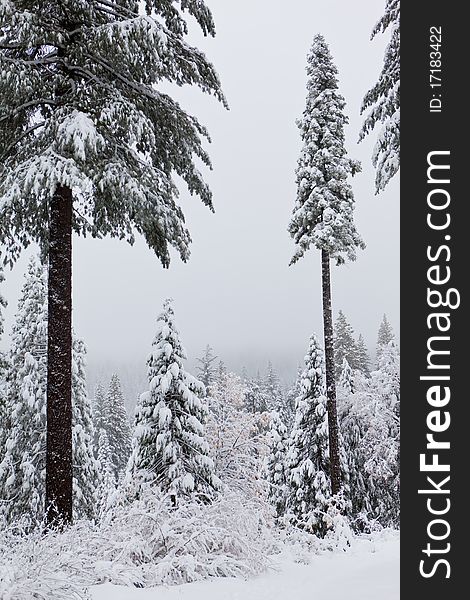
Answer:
(289, 34, 364, 266)
(0, 0, 226, 267)
(377, 314, 395, 350)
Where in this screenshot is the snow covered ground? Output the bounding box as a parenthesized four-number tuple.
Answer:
(91, 533, 399, 600)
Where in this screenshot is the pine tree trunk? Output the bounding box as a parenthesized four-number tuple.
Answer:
(321, 249, 342, 496)
(45, 185, 73, 527)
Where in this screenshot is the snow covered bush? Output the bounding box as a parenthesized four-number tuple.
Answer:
(0, 488, 273, 599)
(206, 371, 270, 498)
(338, 341, 400, 530)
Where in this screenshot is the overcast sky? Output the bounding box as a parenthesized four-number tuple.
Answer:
(1, 0, 399, 397)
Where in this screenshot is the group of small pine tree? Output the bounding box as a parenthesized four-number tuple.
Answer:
(0, 267, 221, 524)
(0, 256, 399, 537)
(334, 311, 371, 376)
(265, 317, 399, 535)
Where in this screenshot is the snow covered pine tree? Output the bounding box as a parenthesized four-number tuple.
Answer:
(0, 258, 48, 526)
(376, 314, 395, 365)
(266, 411, 289, 519)
(196, 345, 218, 390)
(71, 336, 101, 521)
(288, 34, 364, 495)
(355, 334, 371, 376)
(333, 311, 359, 376)
(359, 0, 400, 192)
(128, 300, 219, 504)
(0, 259, 100, 525)
(103, 374, 132, 480)
(0, 0, 225, 526)
(285, 335, 349, 536)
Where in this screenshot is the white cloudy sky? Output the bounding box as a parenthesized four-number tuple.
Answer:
(1, 0, 399, 395)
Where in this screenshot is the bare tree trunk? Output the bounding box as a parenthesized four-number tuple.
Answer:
(321, 249, 342, 496)
(45, 185, 73, 527)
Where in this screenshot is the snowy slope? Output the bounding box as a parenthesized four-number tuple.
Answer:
(91, 534, 399, 600)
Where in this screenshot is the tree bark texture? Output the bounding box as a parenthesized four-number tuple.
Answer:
(321, 249, 342, 496)
(45, 185, 73, 527)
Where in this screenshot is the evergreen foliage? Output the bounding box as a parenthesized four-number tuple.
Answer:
(360, 0, 400, 192)
(288, 34, 364, 266)
(128, 299, 219, 501)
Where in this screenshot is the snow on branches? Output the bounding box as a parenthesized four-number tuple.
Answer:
(288, 34, 364, 266)
(359, 0, 400, 193)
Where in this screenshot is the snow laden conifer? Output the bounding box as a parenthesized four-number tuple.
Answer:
(96, 427, 116, 517)
(355, 334, 371, 376)
(288, 35, 364, 496)
(339, 358, 355, 395)
(128, 300, 219, 502)
(266, 411, 289, 519)
(103, 374, 132, 480)
(71, 336, 101, 521)
(284, 367, 303, 429)
(264, 361, 285, 414)
(376, 314, 395, 365)
(0, 258, 48, 526)
(0, 258, 100, 525)
(196, 345, 218, 390)
(360, 0, 400, 192)
(334, 311, 359, 375)
(339, 341, 400, 529)
(244, 372, 270, 414)
(367, 341, 400, 527)
(285, 335, 349, 536)
(0, 0, 226, 525)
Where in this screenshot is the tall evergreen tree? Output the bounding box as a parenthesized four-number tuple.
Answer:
(288, 35, 364, 495)
(376, 314, 395, 364)
(0, 0, 226, 525)
(359, 0, 400, 192)
(333, 311, 358, 375)
(71, 336, 101, 521)
(286, 335, 336, 536)
(196, 344, 218, 389)
(266, 411, 289, 519)
(128, 300, 219, 501)
(0, 258, 48, 526)
(103, 374, 132, 480)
